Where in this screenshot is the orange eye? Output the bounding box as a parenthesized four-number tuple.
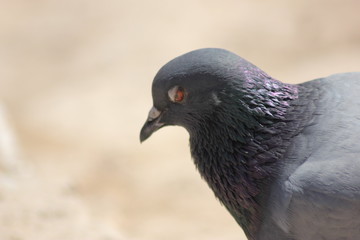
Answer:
(174, 88, 185, 102)
(168, 86, 185, 103)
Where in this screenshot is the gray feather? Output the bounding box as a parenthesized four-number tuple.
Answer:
(141, 49, 360, 240)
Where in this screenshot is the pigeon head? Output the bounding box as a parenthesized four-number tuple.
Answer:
(140, 48, 287, 142)
(140, 48, 303, 238)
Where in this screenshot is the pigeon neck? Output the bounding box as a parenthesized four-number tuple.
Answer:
(189, 78, 307, 239)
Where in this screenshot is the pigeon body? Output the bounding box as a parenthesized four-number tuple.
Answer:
(140, 48, 360, 240)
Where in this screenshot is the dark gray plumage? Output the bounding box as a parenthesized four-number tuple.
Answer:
(140, 48, 360, 240)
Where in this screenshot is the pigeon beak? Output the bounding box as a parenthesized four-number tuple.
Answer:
(140, 106, 165, 143)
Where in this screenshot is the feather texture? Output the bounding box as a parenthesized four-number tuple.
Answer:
(141, 48, 360, 240)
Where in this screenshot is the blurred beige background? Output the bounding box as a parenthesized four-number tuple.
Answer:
(0, 0, 359, 240)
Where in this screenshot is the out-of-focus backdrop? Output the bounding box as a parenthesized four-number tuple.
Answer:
(0, 1, 359, 239)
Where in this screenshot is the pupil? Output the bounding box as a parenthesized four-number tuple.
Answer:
(176, 89, 183, 101)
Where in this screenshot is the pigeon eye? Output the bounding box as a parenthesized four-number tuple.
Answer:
(168, 86, 185, 103)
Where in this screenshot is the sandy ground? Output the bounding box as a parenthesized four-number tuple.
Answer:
(0, 0, 359, 239)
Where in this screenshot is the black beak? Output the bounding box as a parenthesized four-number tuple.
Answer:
(140, 106, 165, 142)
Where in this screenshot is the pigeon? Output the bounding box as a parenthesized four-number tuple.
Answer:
(140, 48, 360, 240)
